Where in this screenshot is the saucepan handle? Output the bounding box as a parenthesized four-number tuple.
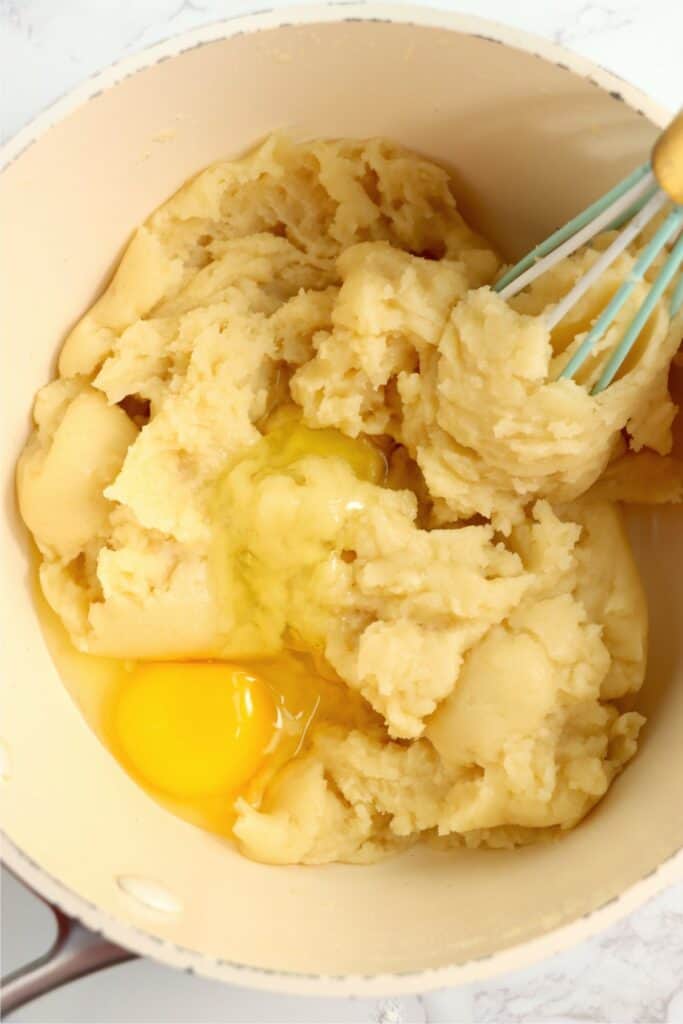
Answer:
(0, 872, 136, 1018)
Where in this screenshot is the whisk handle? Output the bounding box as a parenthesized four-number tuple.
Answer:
(653, 110, 683, 204)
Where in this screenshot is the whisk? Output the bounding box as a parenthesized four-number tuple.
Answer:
(493, 111, 683, 394)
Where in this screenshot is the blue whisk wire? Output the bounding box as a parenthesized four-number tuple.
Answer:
(493, 153, 682, 393)
(672, 273, 683, 316)
(593, 229, 683, 393)
(558, 205, 683, 385)
(493, 162, 652, 294)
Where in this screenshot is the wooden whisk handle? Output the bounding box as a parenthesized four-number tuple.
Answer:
(653, 110, 683, 204)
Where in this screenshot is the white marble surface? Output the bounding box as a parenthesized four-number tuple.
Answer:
(1, 1, 682, 1021)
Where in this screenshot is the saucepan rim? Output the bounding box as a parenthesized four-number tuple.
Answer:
(0, 2, 676, 997)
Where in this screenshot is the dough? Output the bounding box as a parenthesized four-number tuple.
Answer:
(17, 136, 683, 863)
(234, 499, 646, 862)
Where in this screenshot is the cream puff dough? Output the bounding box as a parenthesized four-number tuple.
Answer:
(18, 136, 683, 863)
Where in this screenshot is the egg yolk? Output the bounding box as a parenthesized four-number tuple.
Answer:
(261, 405, 387, 484)
(99, 416, 388, 833)
(113, 662, 276, 800)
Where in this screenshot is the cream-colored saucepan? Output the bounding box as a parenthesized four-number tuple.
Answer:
(2, 4, 682, 1013)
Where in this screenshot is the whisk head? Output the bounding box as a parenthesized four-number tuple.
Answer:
(493, 162, 683, 395)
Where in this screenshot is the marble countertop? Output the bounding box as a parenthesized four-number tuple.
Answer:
(1, 1, 682, 1022)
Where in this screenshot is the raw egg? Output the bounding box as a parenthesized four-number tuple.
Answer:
(113, 662, 276, 800)
(261, 405, 387, 484)
(33, 411, 388, 840)
(36, 580, 382, 838)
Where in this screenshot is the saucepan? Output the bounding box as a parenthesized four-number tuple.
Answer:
(2, 3, 682, 1014)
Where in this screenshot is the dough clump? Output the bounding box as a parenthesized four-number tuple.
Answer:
(18, 136, 683, 862)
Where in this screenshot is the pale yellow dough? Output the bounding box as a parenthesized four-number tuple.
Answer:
(17, 136, 683, 863)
